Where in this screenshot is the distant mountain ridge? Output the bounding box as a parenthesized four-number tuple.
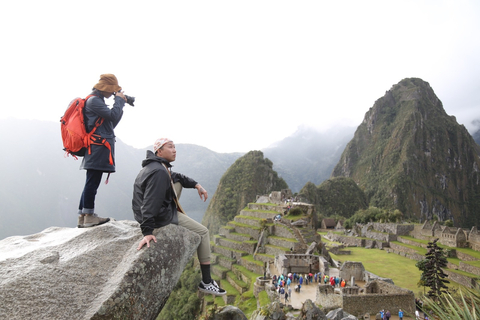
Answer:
(331, 78, 480, 227)
(0, 119, 347, 239)
(1, 78, 479, 239)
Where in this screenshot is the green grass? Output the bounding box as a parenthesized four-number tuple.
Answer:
(243, 208, 279, 214)
(258, 290, 270, 307)
(229, 221, 262, 230)
(330, 247, 423, 294)
(242, 255, 265, 266)
(268, 235, 297, 243)
(227, 271, 248, 289)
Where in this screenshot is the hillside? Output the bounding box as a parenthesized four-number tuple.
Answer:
(298, 177, 368, 221)
(331, 78, 480, 227)
(202, 151, 288, 235)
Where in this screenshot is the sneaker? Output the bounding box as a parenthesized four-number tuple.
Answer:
(77, 215, 85, 228)
(198, 280, 227, 296)
(83, 214, 110, 228)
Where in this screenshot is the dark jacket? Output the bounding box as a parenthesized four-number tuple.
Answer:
(132, 150, 198, 236)
(80, 89, 125, 172)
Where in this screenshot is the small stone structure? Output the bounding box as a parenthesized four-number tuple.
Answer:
(316, 262, 415, 317)
(439, 227, 467, 248)
(321, 218, 336, 229)
(275, 253, 320, 275)
(339, 261, 364, 282)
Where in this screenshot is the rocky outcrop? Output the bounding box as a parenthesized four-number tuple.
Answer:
(0, 221, 200, 320)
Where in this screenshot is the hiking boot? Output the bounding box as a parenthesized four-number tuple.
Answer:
(83, 214, 110, 228)
(198, 280, 227, 296)
(77, 215, 85, 228)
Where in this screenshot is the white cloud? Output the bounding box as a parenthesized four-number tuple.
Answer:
(1, 0, 479, 153)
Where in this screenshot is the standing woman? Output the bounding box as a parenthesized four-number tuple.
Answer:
(78, 74, 126, 228)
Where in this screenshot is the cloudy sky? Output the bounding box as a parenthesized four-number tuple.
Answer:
(1, 1, 479, 153)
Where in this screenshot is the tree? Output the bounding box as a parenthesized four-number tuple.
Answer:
(424, 238, 449, 300)
(415, 258, 428, 293)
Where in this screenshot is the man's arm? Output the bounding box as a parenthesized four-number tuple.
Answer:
(195, 184, 208, 202)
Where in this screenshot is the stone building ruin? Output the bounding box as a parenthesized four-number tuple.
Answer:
(315, 261, 415, 317)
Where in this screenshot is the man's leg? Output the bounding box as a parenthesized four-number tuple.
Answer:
(177, 213, 226, 295)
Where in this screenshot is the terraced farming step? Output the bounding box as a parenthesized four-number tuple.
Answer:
(247, 203, 286, 213)
(234, 215, 264, 227)
(227, 221, 261, 240)
(213, 244, 248, 259)
(217, 237, 257, 255)
(239, 208, 280, 220)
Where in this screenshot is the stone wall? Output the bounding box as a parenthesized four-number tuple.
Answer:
(468, 227, 480, 251)
(272, 224, 296, 239)
(316, 284, 342, 311)
(385, 247, 424, 262)
(459, 261, 480, 276)
(339, 261, 365, 281)
(456, 251, 478, 261)
(364, 223, 413, 236)
(328, 233, 365, 247)
(444, 270, 479, 289)
(342, 293, 415, 317)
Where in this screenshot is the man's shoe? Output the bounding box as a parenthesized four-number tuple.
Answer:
(198, 280, 227, 296)
(77, 215, 85, 228)
(83, 214, 110, 228)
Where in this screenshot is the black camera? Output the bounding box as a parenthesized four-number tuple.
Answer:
(125, 95, 135, 107)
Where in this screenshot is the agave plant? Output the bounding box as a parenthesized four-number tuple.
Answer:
(422, 287, 480, 319)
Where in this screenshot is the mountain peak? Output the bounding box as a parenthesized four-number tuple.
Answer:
(332, 78, 480, 227)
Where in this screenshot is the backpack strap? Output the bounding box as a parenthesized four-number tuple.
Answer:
(84, 95, 114, 167)
(162, 163, 186, 214)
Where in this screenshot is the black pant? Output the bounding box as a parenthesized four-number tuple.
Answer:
(78, 169, 103, 214)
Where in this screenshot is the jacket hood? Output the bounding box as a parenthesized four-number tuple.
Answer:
(142, 150, 172, 168)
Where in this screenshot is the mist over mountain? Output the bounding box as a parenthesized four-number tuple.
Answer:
(0, 119, 242, 239)
(263, 125, 355, 192)
(2, 79, 479, 239)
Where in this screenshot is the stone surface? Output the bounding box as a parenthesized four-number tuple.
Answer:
(212, 305, 248, 320)
(0, 221, 200, 320)
(299, 299, 327, 320)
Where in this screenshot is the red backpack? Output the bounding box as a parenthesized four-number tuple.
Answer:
(60, 95, 113, 165)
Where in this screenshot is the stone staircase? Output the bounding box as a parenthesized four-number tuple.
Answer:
(211, 202, 305, 304)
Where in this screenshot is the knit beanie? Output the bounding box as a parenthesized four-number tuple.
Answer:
(93, 74, 122, 93)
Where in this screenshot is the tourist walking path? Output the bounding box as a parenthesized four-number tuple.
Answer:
(270, 265, 414, 319)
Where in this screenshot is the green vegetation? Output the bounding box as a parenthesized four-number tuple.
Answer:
(298, 177, 368, 225)
(329, 78, 480, 227)
(424, 239, 449, 300)
(343, 207, 403, 229)
(157, 260, 202, 320)
(202, 150, 288, 235)
(422, 287, 480, 320)
(330, 247, 423, 293)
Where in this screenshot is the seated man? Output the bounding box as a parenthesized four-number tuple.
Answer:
(132, 138, 226, 296)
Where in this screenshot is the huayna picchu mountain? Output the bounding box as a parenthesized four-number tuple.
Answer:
(331, 78, 480, 227)
(202, 150, 288, 235)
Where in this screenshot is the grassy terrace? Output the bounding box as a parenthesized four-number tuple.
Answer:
(242, 254, 265, 267)
(268, 235, 297, 243)
(242, 208, 279, 214)
(323, 233, 480, 295)
(229, 221, 262, 230)
(390, 240, 428, 255)
(232, 265, 263, 318)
